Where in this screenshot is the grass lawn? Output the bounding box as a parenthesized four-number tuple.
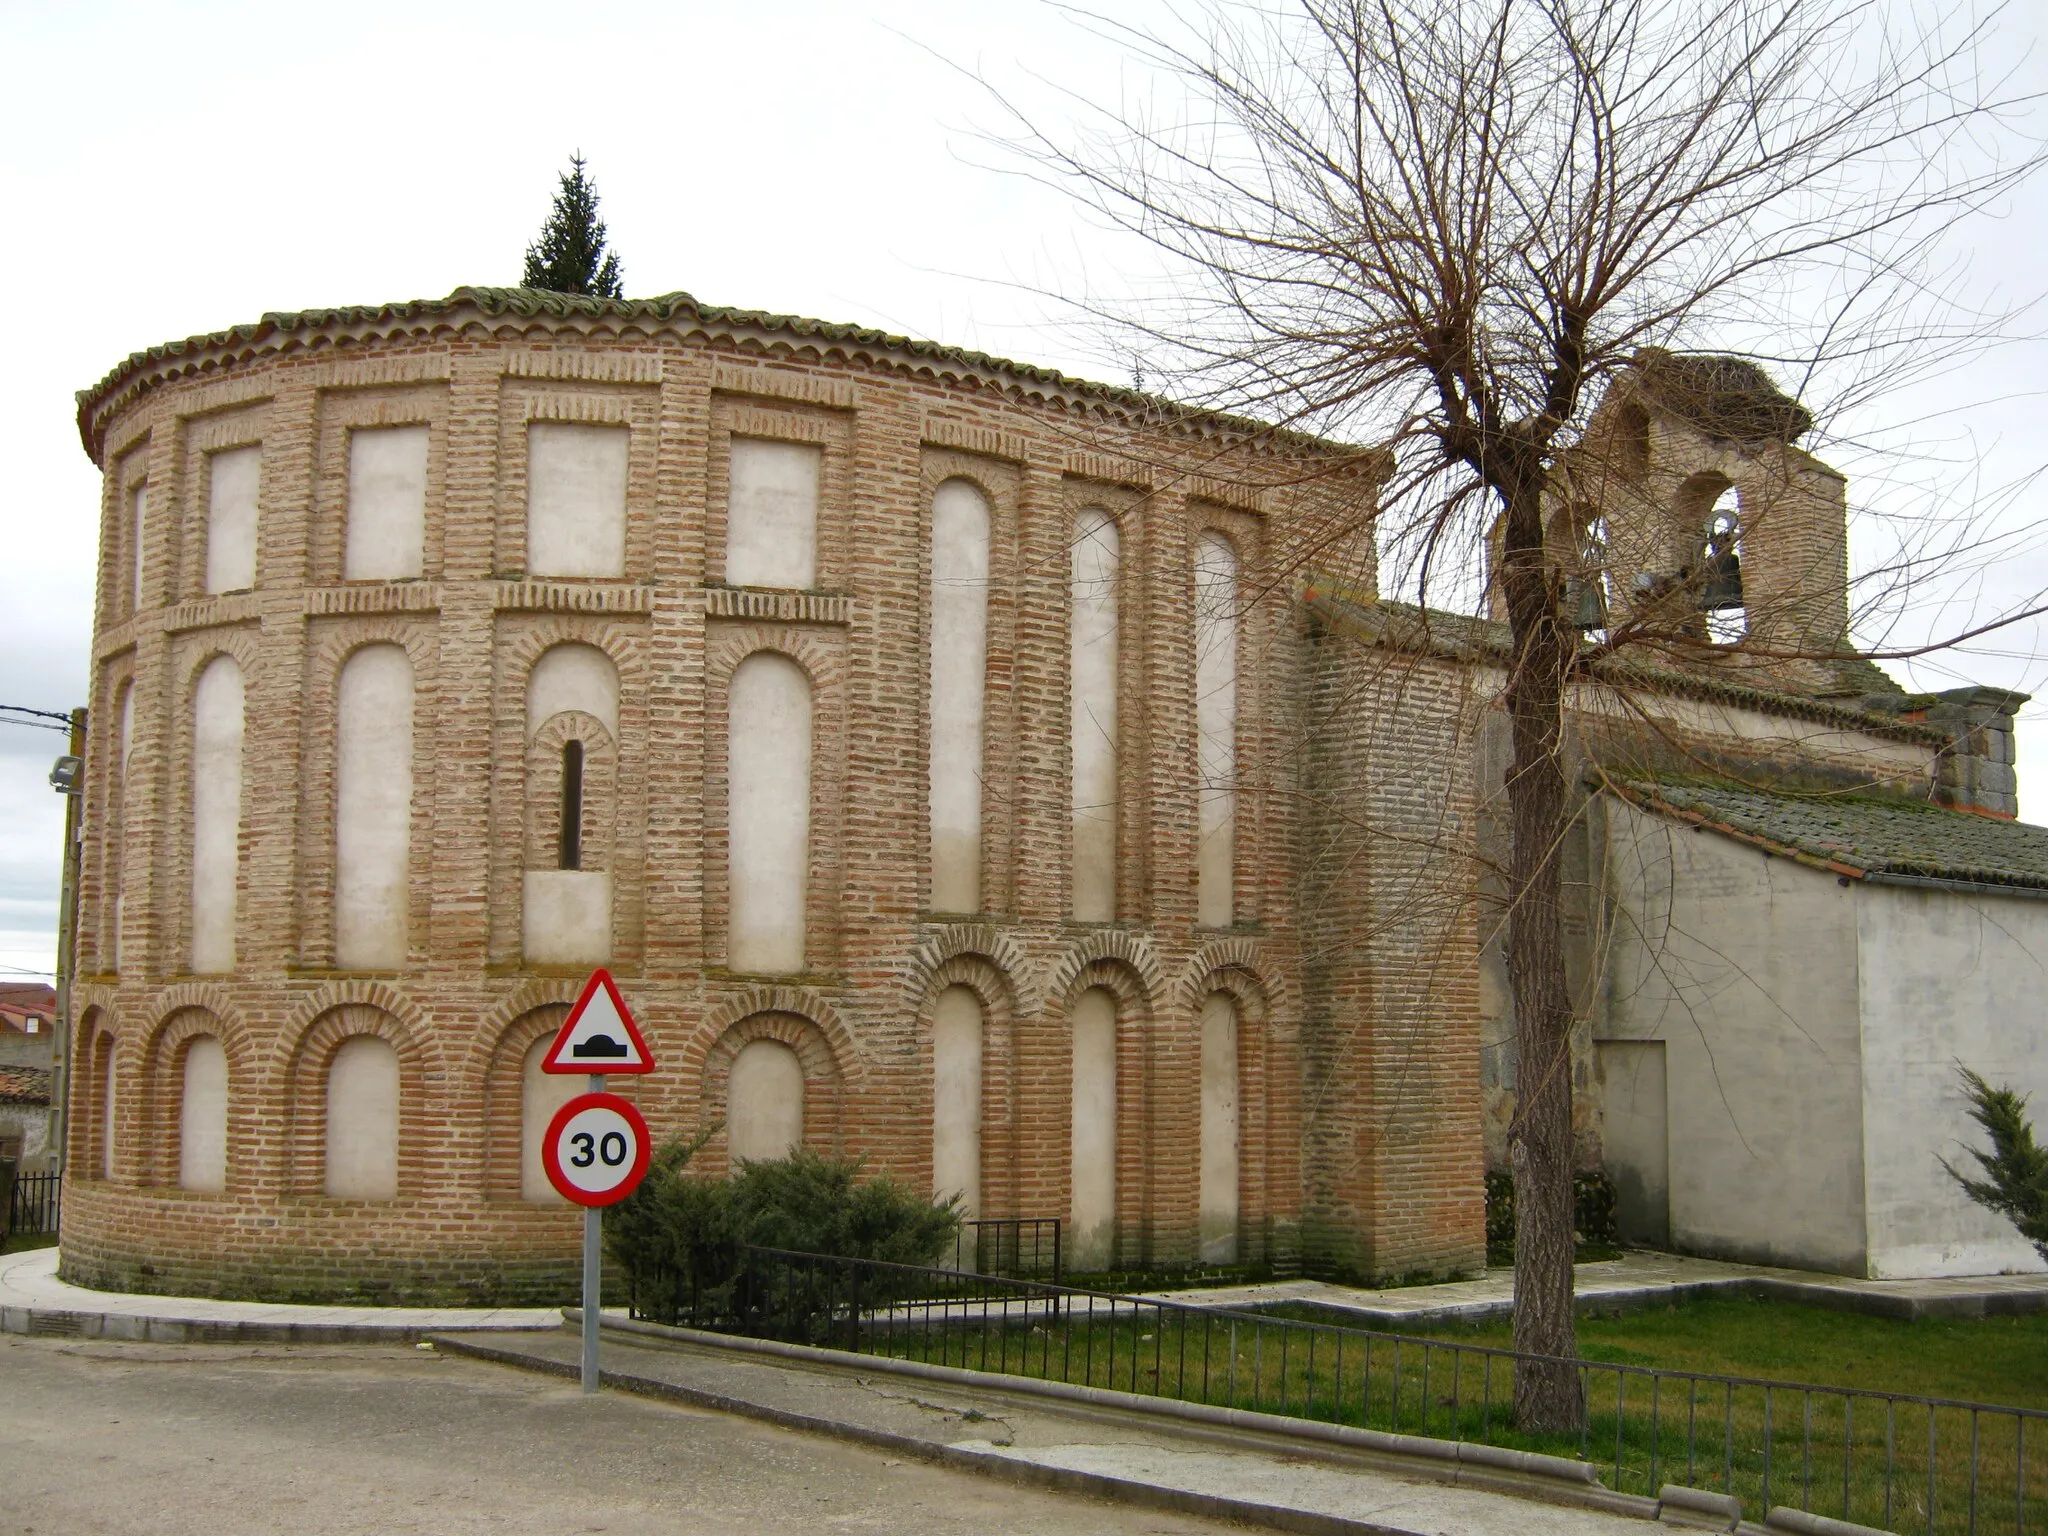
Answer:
(1, 1231, 58, 1256)
(826, 1282, 2048, 1533)
(1270, 1292, 2048, 1412)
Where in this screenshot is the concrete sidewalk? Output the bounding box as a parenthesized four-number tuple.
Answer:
(1140, 1250, 2048, 1326)
(0, 1245, 557, 1342)
(442, 1317, 1674, 1536)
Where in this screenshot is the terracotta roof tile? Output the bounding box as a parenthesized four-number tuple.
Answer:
(0, 1066, 51, 1105)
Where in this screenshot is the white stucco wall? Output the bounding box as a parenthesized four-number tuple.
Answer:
(115, 684, 133, 973)
(527, 423, 628, 579)
(1601, 800, 1869, 1273)
(520, 1038, 579, 1204)
(931, 985, 983, 1217)
(1070, 510, 1120, 923)
(99, 1055, 115, 1180)
(929, 479, 990, 914)
(178, 1035, 228, 1193)
(1070, 986, 1118, 1269)
(1855, 882, 2048, 1277)
(1597, 1039, 1669, 1247)
(343, 425, 428, 582)
(726, 439, 819, 589)
(204, 445, 261, 594)
(728, 1038, 804, 1162)
(522, 870, 613, 965)
(1199, 991, 1240, 1262)
(1194, 533, 1238, 927)
(189, 655, 244, 974)
(727, 652, 811, 974)
(334, 644, 414, 969)
(527, 643, 619, 738)
(324, 1034, 399, 1200)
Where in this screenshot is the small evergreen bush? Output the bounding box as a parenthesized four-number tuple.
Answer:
(1946, 1066, 2048, 1263)
(607, 1141, 960, 1329)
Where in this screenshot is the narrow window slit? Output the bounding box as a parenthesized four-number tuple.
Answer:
(559, 740, 585, 870)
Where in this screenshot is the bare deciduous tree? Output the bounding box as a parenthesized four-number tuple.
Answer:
(995, 0, 2042, 1426)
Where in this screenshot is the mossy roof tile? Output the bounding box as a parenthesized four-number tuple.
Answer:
(1615, 776, 2048, 891)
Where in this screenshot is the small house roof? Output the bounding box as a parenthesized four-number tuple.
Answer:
(0, 1065, 51, 1106)
(1608, 775, 2048, 893)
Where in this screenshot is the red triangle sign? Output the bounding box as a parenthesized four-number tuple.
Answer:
(542, 969, 656, 1074)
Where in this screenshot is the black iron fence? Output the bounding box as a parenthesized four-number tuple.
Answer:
(630, 1244, 2045, 1536)
(950, 1218, 1061, 1282)
(7, 1170, 59, 1236)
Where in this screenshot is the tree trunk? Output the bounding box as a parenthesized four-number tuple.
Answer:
(1498, 479, 1586, 1432)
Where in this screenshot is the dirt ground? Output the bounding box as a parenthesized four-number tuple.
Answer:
(0, 1333, 1237, 1535)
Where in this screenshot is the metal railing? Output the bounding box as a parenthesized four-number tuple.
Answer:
(7, 1170, 59, 1236)
(629, 1244, 2045, 1536)
(950, 1218, 1061, 1282)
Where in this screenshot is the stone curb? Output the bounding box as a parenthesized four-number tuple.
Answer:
(576, 1307, 1609, 1489)
(434, 1313, 1676, 1534)
(0, 1302, 547, 1345)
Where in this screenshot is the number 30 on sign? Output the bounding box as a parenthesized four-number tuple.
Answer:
(541, 1092, 652, 1206)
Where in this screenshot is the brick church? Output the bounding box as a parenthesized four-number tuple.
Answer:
(59, 287, 2048, 1302)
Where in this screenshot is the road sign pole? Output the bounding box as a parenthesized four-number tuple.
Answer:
(581, 1071, 606, 1394)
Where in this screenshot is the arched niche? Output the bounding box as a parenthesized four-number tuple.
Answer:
(929, 479, 991, 914)
(728, 1038, 804, 1163)
(334, 644, 414, 968)
(727, 652, 812, 974)
(1068, 985, 1118, 1269)
(1198, 992, 1241, 1263)
(1194, 532, 1238, 927)
(1070, 509, 1120, 922)
(325, 1033, 400, 1200)
(178, 1034, 229, 1194)
(189, 654, 245, 974)
(931, 985, 984, 1218)
(523, 643, 621, 966)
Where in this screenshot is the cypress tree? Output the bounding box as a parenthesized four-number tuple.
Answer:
(1946, 1067, 2048, 1262)
(522, 153, 624, 298)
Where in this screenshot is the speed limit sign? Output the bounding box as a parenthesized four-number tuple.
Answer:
(541, 1091, 651, 1207)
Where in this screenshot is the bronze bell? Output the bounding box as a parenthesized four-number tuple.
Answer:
(1699, 514, 1744, 611)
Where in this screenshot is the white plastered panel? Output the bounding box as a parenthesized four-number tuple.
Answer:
(343, 426, 428, 581)
(1195, 533, 1238, 927)
(205, 446, 261, 594)
(931, 985, 983, 1217)
(526, 643, 619, 739)
(325, 1034, 400, 1199)
(521, 1038, 580, 1204)
(1070, 511, 1119, 922)
(726, 439, 820, 589)
(1199, 992, 1240, 1263)
(178, 1035, 228, 1194)
(1069, 987, 1118, 1269)
(527, 423, 628, 578)
(728, 1038, 804, 1163)
(334, 645, 414, 969)
(190, 655, 244, 974)
(929, 480, 989, 914)
(727, 653, 811, 974)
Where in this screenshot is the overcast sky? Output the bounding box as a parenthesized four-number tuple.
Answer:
(3, 0, 2045, 982)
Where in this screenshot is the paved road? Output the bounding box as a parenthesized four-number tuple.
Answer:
(0, 1335, 1239, 1535)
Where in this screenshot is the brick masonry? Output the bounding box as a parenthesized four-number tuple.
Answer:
(60, 294, 1941, 1302)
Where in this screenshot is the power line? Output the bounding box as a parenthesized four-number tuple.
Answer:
(1, 705, 75, 734)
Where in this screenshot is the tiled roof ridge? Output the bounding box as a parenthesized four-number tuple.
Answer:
(75, 285, 1344, 463)
(1299, 584, 1947, 748)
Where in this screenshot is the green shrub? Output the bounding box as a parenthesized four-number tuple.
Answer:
(1484, 1167, 1620, 1262)
(607, 1141, 960, 1328)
